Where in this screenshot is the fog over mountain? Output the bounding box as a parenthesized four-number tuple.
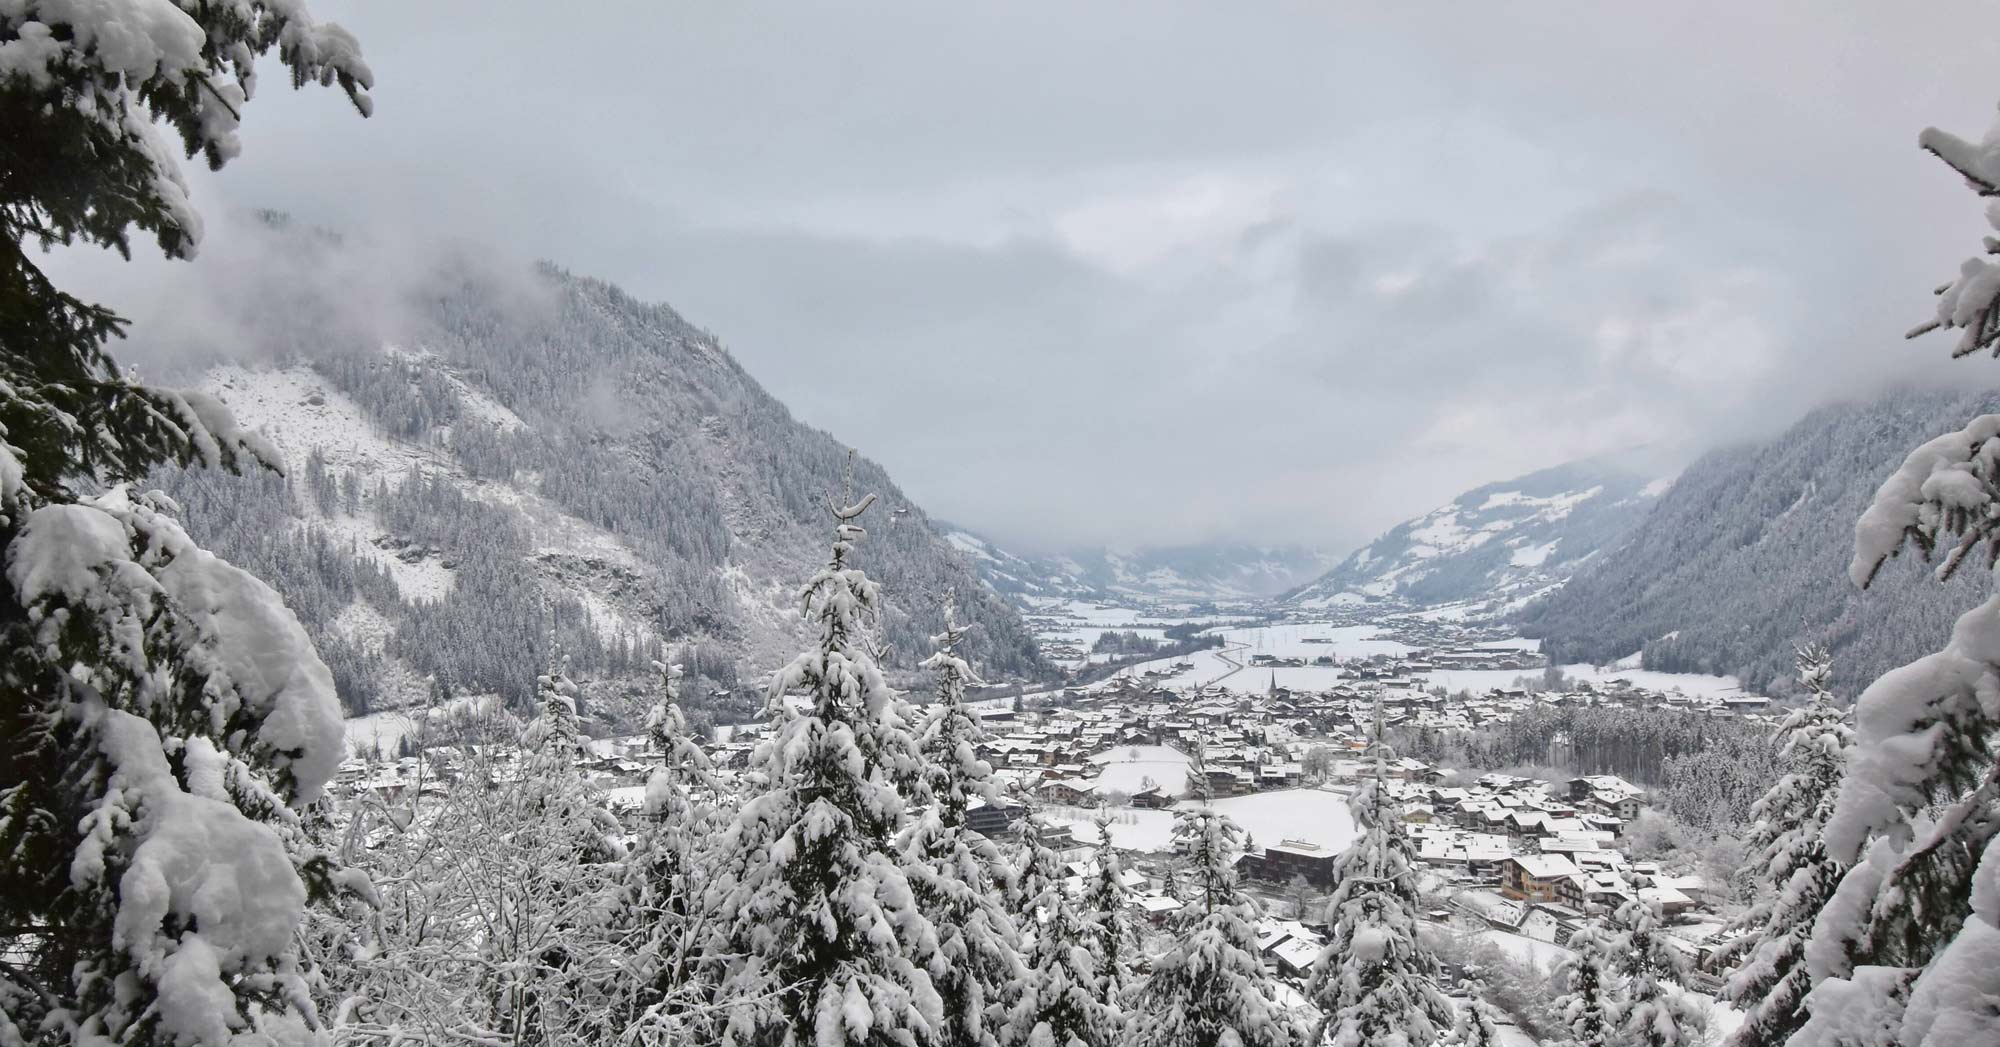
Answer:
(944, 528, 1336, 604)
(128, 217, 1045, 720)
(44, 2, 2000, 553)
(1520, 385, 2000, 696)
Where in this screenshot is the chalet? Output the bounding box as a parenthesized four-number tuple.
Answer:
(1129, 785, 1174, 809)
(1499, 854, 1583, 902)
(1135, 895, 1183, 925)
(965, 797, 1025, 839)
(1640, 884, 1696, 918)
(1037, 778, 1096, 804)
(1241, 839, 1341, 888)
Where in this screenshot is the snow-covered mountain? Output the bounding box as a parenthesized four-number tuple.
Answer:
(943, 527, 1336, 603)
(1284, 460, 1666, 614)
(1520, 386, 2000, 696)
(145, 226, 1044, 723)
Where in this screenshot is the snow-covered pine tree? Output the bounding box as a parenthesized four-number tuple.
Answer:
(1307, 702, 1452, 1047)
(1604, 897, 1703, 1047)
(1790, 101, 2000, 1047)
(494, 658, 628, 1045)
(1552, 919, 1619, 1047)
(1129, 733, 1301, 1047)
(1084, 808, 1138, 1009)
(1007, 813, 1119, 1047)
(1011, 811, 1062, 918)
(316, 688, 627, 1047)
(616, 659, 725, 1042)
(704, 494, 944, 1046)
(520, 654, 623, 864)
(1447, 979, 1506, 1047)
(900, 604, 1026, 1047)
(1, 3, 370, 1044)
(1714, 645, 1852, 1047)
(0, 488, 353, 1047)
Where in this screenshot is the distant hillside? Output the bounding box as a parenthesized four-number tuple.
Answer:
(1285, 460, 1665, 614)
(943, 527, 1335, 604)
(1518, 387, 2000, 696)
(145, 227, 1045, 724)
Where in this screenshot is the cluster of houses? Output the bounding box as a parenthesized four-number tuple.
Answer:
(331, 645, 1759, 999)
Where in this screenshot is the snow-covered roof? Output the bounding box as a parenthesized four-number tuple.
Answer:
(1507, 854, 1583, 879)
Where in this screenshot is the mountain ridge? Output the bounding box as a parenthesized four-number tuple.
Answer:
(144, 231, 1047, 725)
(1282, 458, 1667, 615)
(942, 526, 1337, 604)
(1518, 385, 2000, 696)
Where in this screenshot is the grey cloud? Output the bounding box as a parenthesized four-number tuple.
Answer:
(38, 0, 2000, 554)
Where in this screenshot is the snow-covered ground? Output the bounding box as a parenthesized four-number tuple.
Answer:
(346, 708, 430, 759)
(344, 695, 507, 758)
(1212, 622, 1416, 661)
(1478, 928, 1571, 968)
(1023, 597, 1256, 668)
(1041, 787, 1359, 854)
(1419, 662, 1750, 698)
(1090, 744, 1193, 795)
(1063, 611, 1757, 700)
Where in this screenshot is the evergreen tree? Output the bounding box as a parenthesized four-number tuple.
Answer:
(1083, 808, 1138, 1010)
(1714, 645, 1852, 1047)
(901, 604, 1027, 1047)
(1604, 898, 1703, 1047)
(1447, 980, 1506, 1047)
(1793, 100, 2000, 1047)
(1553, 920, 1619, 1047)
(1007, 814, 1118, 1047)
(1, 3, 370, 1043)
(1129, 734, 1300, 1047)
(704, 494, 944, 1046)
(502, 659, 626, 1044)
(1010, 814, 1062, 918)
(314, 693, 624, 1047)
(1307, 703, 1452, 1047)
(616, 659, 724, 1042)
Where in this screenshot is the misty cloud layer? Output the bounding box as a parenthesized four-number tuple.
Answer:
(39, 1, 2000, 553)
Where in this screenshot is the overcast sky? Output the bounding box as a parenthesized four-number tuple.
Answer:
(46, 2, 2000, 554)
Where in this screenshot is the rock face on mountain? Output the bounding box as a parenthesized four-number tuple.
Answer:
(148, 235, 1044, 723)
(1518, 386, 2000, 697)
(1285, 460, 1665, 614)
(943, 527, 1335, 604)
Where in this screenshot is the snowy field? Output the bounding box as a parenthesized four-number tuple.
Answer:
(346, 708, 425, 759)
(1042, 788, 1360, 854)
(1212, 622, 1416, 661)
(1022, 598, 1257, 668)
(1418, 662, 1751, 698)
(344, 695, 507, 758)
(1081, 615, 1760, 700)
(1097, 644, 1246, 688)
(1090, 744, 1194, 795)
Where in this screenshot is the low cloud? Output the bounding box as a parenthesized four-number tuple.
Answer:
(37, 0, 2000, 554)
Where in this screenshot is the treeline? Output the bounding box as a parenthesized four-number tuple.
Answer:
(1518, 386, 2000, 696)
(1092, 630, 1164, 655)
(1400, 704, 1766, 786)
(158, 458, 702, 717)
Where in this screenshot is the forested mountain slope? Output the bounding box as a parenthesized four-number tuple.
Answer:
(1285, 459, 1664, 613)
(1518, 386, 2000, 696)
(943, 526, 1334, 603)
(146, 231, 1044, 722)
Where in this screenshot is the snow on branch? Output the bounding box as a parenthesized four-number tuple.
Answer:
(1910, 108, 2000, 356)
(1849, 413, 2000, 589)
(1820, 590, 2000, 863)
